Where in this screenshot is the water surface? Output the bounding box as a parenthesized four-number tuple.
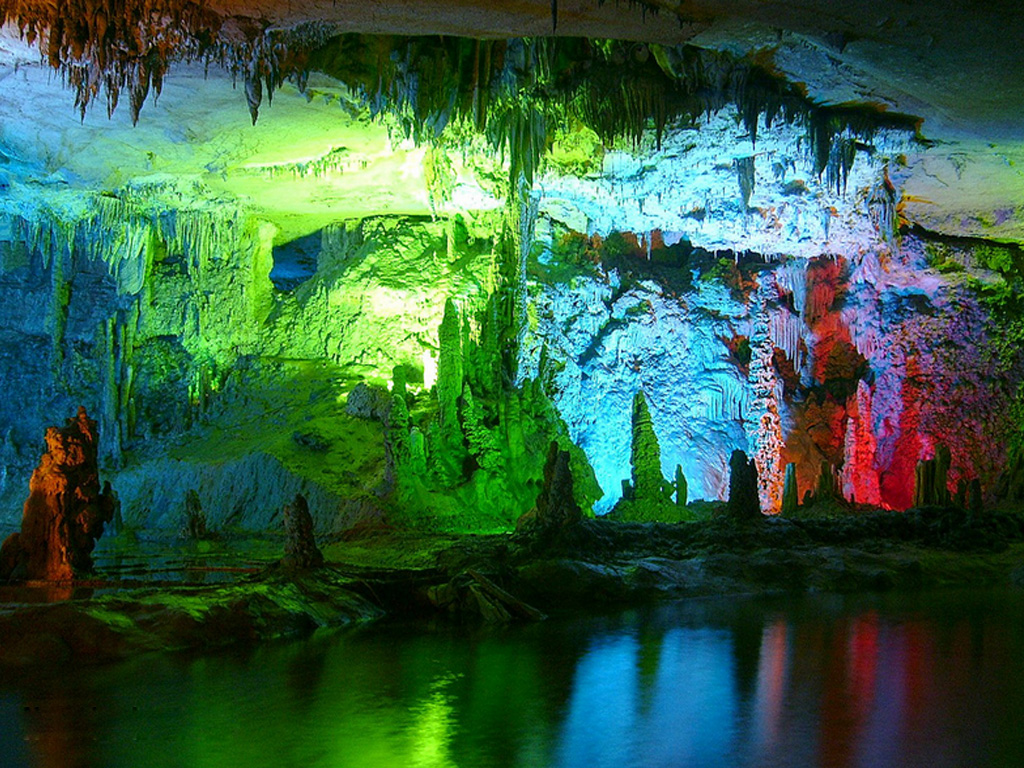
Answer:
(3, 589, 1024, 767)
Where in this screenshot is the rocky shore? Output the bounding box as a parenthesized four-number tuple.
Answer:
(3, 504, 1023, 668)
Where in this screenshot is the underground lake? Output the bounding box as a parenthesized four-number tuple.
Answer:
(5, 589, 1024, 768)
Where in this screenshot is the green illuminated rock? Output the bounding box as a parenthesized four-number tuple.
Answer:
(631, 391, 667, 505)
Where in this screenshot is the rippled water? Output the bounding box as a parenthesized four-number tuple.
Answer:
(3, 589, 1024, 768)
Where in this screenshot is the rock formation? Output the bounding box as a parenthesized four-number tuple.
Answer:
(968, 479, 984, 516)
(728, 449, 762, 521)
(0, 408, 113, 581)
(674, 465, 688, 508)
(182, 489, 207, 539)
(281, 493, 324, 569)
(781, 463, 799, 516)
(914, 445, 952, 507)
(535, 441, 583, 529)
(630, 391, 666, 504)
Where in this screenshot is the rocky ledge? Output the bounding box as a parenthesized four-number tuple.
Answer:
(2, 504, 1024, 668)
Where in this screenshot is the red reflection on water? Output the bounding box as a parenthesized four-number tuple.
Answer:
(849, 613, 879, 719)
(754, 619, 789, 750)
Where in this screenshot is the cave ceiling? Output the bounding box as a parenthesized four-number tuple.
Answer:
(0, 0, 1022, 246)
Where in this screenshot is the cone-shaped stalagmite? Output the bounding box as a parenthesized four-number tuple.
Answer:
(535, 441, 582, 529)
(183, 489, 207, 539)
(913, 444, 953, 507)
(631, 391, 667, 503)
(675, 465, 688, 508)
(968, 479, 984, 515)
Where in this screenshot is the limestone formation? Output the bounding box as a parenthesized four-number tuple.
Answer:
(913, 445, 952, 507)
(728, 449, 762, 521)
(631, 391, 667, 503)
(102, 481, 123, 536)
(345, 382, 392, 421)
(968, 479, 984, 516)
(781, 463, 799, 516)
(182, 489, 207, 539)
(674, 465, 688, 508)
(381, 393, 411, 493)
(0, 408, 113, 581)
(535, 441, 583, 529)
(815, 461, 840, 502)
(281, 493, 324, 569)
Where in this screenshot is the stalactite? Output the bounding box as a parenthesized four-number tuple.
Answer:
(734, 156, 756, 210)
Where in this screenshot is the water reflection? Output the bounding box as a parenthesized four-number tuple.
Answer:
(3, 590, 1024, 767)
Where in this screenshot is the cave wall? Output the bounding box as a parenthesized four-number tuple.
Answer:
(0, 187, 1020, 528)
(0, 194, 501, 530)
(0, 97, 1021, 531)
(522, 225, 1020, 513)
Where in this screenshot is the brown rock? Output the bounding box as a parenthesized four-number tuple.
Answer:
(0, 407, 113, 582)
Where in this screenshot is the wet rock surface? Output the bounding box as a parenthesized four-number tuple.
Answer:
(3, 506, 1024, 668)
(0, 569, 383, 667)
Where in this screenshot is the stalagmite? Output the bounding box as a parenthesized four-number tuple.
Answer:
(747, 286, 784, 513)
(674, 465, 688, 508)
(781, 463, 799, 516)
(913, 445, 952, 507)
(0, 408, 113, 581)
(533, 441, 583, 530)
(728, 449, 762, 521)
(182, 489, 207, 539)
(630, 391, 667, 504)
(281, 493, 324, 569)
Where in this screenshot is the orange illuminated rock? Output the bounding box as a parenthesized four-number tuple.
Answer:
(0, 407, 114, 582)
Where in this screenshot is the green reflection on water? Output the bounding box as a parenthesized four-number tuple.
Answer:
(5, 590, 1024, 768)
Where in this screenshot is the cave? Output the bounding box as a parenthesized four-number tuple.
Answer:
(2, 1, 1024, 766)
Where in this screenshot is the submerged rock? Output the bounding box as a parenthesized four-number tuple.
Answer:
(0, 408, 113, 581)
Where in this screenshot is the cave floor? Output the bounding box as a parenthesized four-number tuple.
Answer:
(2, 510, 1024, 668)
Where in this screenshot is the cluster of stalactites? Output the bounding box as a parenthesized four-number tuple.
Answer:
(0, 4, 920, 190)
(1, 194, 257, 291)
(0, 0, 337, 122)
